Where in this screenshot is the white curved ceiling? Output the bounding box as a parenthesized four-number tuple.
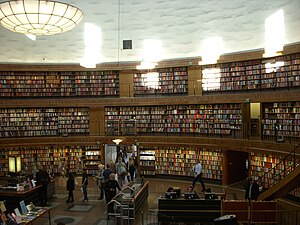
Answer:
(0, 0, 299, 64)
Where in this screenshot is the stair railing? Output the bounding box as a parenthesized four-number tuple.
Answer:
(257, 143, 300, 190)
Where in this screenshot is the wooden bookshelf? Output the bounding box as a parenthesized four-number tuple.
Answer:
(249, 152, 289, 184)
(133, 67, 188, 96)
(0, 107, 90, 138)
(139, 147, 156, 176)
(202, 53, 300, 94)
(262, 101, 300, 141)
(0, 145, 101, 176)
(0, 70, 119, 98)
(82, 146, 102, 175)
(105, 103, 243, 138)
(155, 146, 223, 180)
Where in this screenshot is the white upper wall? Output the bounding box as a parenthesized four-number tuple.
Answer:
(0, 0, 299, 64)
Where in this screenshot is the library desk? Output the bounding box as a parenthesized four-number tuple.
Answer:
(0, 185, 42, 211)
(158, 197, 221, 223)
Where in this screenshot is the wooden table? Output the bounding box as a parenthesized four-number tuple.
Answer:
(22, 207, 51, 225)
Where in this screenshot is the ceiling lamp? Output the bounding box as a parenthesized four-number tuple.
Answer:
(0, 0, 83, 36)
(112, 139, 123, 145)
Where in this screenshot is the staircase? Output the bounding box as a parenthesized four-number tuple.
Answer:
(257, 144, 300, 201)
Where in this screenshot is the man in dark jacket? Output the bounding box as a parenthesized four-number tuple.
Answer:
(104, 173, 121, 213)
(245, 177, 260, 201)
(36, 166, 51, 206)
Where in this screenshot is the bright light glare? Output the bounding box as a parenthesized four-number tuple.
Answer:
(264, 9, 285, 57)
(80, 22, 102, 68)
(84, 22, 101, 48)
(265, 61, 284, 73)
(141, 72, 160, 89)
(136, 61, 158, 70)
(202, 68, 221, 91)
(142, 39, 163, 62)
(25, 34, 36, 41)
(199, 37, 223, 65)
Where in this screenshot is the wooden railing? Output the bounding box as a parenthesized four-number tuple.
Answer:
(257, 143, 300, 189)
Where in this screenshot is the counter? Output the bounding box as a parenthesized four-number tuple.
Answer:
(158, 197, 221, 223)
(0, 185, 43, 211)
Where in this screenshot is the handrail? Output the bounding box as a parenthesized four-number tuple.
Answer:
(257, 143, 300, 189)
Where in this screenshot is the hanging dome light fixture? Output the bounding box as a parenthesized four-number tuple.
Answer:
(0, 0, 83, 36)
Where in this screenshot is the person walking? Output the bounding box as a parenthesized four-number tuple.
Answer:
(66, 172, 75, 203)
(81, 168, 88, 201)
(192, 159, 206, 192)
(245, 176, 260, 201)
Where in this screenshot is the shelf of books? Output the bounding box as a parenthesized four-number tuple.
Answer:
(0, 70, 119, 98)
(0, 107, 90, 138)
(262, 101, 300, 141)
(105, 107, 120, 136)
(0, 145, 101, 176)
(133, 67, 188, 96)
(105, 103, 242, 138)
(82, 147, 102, 175)
(0, 150, 8, 176)
(201, 53, 300, 94)
(250, 150, 300, 191)
(155, 146, 223, 180)
(139, 148, 156, 176)
(290, 187, 300, 199)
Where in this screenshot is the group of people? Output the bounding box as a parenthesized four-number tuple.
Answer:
(37, 155, 260, 210)
(65, 153, 138, 208)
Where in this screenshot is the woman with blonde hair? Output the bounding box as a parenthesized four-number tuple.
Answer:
(95, 164, 105, 200)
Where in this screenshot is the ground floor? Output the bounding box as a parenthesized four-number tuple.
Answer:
(22, 177, 300, 225)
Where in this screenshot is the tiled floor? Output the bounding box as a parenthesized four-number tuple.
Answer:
(38, 177, 246, 225)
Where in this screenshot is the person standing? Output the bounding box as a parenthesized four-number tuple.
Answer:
(66, 172, 75, 203)
(81, 168, 88, 201)
(245, 177, 260, 201)
(103, 164, 112, 182)
(36, 165, 51, 206)
(115, 157, 128, 187)
(128, 157, 135, 182)
(104, 173, 121, 213)
(192, 159, 206, 192)
(96, 164, 105, 200)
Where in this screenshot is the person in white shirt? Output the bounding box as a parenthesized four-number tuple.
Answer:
(192, 159, 206, 192)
